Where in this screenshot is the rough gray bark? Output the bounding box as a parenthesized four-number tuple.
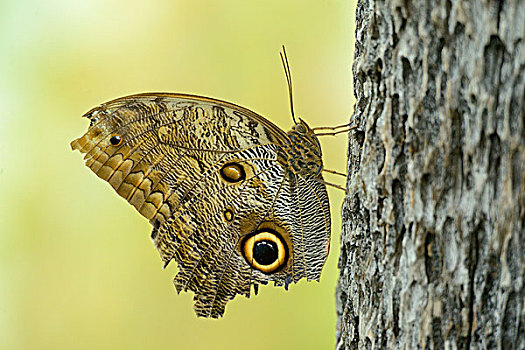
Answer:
(337, 1, 524, 349)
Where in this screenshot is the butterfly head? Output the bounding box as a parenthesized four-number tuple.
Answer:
(283, 118, 324, 177)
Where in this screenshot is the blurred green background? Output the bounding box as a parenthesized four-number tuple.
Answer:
(0, 1, 356, 348)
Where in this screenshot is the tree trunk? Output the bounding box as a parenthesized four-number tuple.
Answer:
(336, 1, 525, 349)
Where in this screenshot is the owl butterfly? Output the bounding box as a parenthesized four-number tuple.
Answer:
(71, 47, 352, 318)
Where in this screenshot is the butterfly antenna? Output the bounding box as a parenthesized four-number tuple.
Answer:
(280, 45, 297, 124)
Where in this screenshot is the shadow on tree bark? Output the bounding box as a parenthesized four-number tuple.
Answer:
(337, 1, 524, 349)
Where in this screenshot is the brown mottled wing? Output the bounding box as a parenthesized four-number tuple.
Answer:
(70, 93, 330, 318)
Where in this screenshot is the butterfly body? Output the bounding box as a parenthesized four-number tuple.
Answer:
(71, 93, 330, 318)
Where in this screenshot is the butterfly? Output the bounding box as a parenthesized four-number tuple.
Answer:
(70, 47, 352, 318)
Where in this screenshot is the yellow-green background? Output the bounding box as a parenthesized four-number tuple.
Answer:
(0, 1, 356, 348)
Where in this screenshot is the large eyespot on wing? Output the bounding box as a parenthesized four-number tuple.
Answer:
(241, 229, 289, 274)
